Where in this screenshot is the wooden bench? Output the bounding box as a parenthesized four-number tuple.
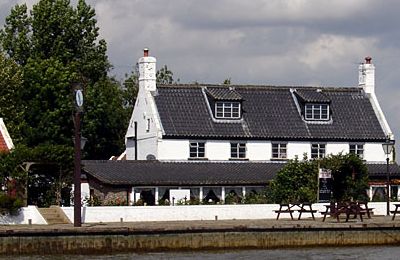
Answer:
(274, 204, 295, 220)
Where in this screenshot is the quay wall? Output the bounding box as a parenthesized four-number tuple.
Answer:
(1, 227, 400, 255)
(62, 202, 389, 223)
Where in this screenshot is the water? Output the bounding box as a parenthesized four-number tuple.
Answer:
(3, 246, 400, 260)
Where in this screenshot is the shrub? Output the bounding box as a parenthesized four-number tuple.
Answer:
(0, 193, 24, 215)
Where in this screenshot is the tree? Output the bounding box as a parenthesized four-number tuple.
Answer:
(269, 154, 369, 203)
(0, 144, 73, 207)
(0, 0, 125, 159)
(0, 52, 25, 143)
(269, 156, 318, 203)
(320, 153, 369, 202)
(223, 78, 231, 85)
(156, 65, 174, 84)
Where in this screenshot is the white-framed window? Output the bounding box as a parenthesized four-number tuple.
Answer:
(231, 142, 246, 159)
(215, 102, 240, 119)
(305, 104, 329, 120)
(350, 144, 364, 159)
(146, 118, 151, 132)
(189, 142, 205, 158)
(311, 143, 326, 159)
(272, 143, 287, 159)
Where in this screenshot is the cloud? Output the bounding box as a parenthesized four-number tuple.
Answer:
(1, 0, 399, 160)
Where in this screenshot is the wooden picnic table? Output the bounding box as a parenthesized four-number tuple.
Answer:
(390, 203, 400, 220)
(321, 201, 366, 222)
(274, 203, 316, 220)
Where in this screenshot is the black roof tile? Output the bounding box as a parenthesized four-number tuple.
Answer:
(295, 89, 331, 103)
(205, 87, 243, 100)
(83, 160, 284, 186)
(83, 161, 400, 186)
(154, 85, 386, 141)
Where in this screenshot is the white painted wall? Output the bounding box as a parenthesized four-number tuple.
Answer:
(0, 206, 47, 225)
(60, 202, 393, 223)
(326, 142, 347, 156)
(157, 139, 387, 162)
(287, 142, 310, 159)
(364, 143, 387, 162)
(158, 139, 189, 160)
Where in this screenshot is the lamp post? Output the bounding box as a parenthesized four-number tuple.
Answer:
(73, 83, 84, 227)
(382, 138, 395, 216)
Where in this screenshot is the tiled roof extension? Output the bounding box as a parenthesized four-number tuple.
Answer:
(83, 161, 400, 186)
(83, 160, 284, 186)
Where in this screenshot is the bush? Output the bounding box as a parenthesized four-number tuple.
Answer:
(0, 193, 24, 215)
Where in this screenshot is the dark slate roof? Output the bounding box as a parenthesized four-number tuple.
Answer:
(295, 89, 331, 103)
(366, 163, 400, 178)
(205, 87, 243, 100)
(83, 160, 400, 187)
(83, 160, 285, 186)
(154, 85, 386, 141)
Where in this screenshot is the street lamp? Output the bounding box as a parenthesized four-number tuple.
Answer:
(382, 138, 395, 216)
(73, 82, 84, 227)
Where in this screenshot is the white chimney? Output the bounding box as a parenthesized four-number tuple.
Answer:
(358, 56, 375, 94)
(138, 48, 157, 91)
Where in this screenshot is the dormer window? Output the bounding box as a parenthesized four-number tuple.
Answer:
(205, 87, 243, 120)
(215, 102, 241, 119)
(293, 89, 331, 122)
(305, 104, 329, 121)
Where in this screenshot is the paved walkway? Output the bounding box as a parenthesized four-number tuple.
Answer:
(1, 216, 400, 234)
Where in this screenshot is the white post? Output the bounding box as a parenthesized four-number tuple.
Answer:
(369, 186, 373, 201)
(397, 186, 400, 200)
(155, 187, 159, 205)
(199, 187, 203, 201)
(221, 187, 225, 203)
(242, 187, 246, 198)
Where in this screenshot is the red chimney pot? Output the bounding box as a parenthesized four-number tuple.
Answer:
(365, 56, 372, 64)
(144, 48, 149, 57)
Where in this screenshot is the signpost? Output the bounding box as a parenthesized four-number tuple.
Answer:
(318, 168, 332, 202)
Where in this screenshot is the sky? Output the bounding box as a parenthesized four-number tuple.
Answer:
(0, 0, 399, 161)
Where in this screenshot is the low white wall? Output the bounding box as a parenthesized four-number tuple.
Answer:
(0, 206, 47, 225)
(61, 202, 393, 223)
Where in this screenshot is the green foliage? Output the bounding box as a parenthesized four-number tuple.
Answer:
(269, 157, 318, 203)
(156, 65, 174, 84)
(0, 0, 128, 160)
(0, 193, 24, 215)
(84, 78, 128, 159)
(223, 78, 231, 85)
(224, 191, 242, 204)
(242, 191, 269, 204)
(0, 52, 25, 143)
(320, 153, 369, 202)
(269, 154, 369, 204)
(122, 67, 139, 111)
(0, 144, 73, 207)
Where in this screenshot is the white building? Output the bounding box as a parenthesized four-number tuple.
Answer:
(83, 50, 398, 205)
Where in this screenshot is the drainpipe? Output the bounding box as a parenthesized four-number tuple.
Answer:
(134, 121, 138, 160)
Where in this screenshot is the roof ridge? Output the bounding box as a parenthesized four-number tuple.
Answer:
(157, 84, 359, 91)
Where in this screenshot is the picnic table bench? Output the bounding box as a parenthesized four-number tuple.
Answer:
(274, 203, 295, 220)
(297, 202, 317, 220)
(390, 204, 400, 220)
(321, 202, 367, 222)
(275, 203, 317, 220)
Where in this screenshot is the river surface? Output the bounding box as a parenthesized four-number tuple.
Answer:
(3, 246, 400, 260)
